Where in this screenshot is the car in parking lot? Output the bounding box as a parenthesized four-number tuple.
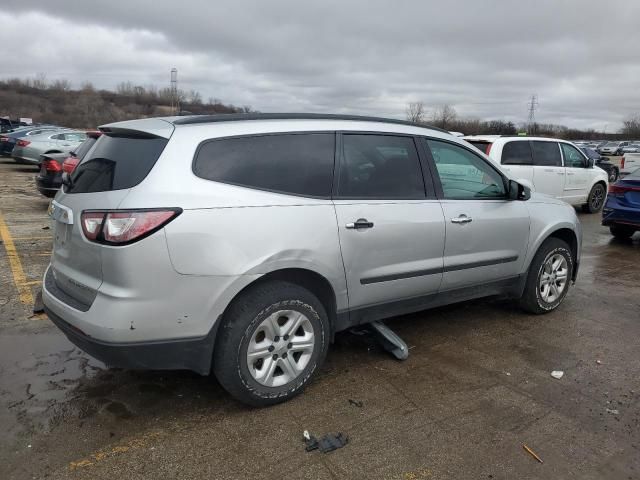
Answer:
(580, 147, 619, 182)
(602, 168, 640, 239)
(464, 136, 609, 213)
(35, 131, 102, 197)
(621, 153, 640, 176)
(621, 142, 640, 154)
(598, 141, 629, 156)
(12, 130, 87, 165)
(0, 125, 63, 156)
(44, 114, 582, 406)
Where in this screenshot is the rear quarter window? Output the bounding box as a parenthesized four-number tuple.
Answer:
(67, 134, 168, 193)
(193, 133, 335, 197)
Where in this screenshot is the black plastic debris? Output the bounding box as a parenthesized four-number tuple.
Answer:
(348, 399, 363, 408)
(32, 290, 44, 314)
(303, 430, 348, 453)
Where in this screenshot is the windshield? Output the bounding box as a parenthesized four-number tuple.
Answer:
(604, 142, 620, 147)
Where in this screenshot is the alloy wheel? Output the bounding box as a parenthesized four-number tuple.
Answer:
(539, 254, 568, 303)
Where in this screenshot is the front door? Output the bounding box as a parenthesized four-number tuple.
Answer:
(424, 139, 530, 291)
(333, 133, 445, 310)
(531, 140, 565, 199)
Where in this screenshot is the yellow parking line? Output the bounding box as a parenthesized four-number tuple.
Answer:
(11, 235, 51, 241)
(20, 280, 41, 286)
(0, 211, 34, 305)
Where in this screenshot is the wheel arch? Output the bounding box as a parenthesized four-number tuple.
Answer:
(528, 227, 579, 283)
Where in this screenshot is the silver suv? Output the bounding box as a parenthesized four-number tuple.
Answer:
(44, 114, 582, 406)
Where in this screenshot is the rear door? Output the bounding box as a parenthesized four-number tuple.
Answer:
(561, 142, 592, 203)
(424, 138, 529, 290)
(498, 140, 534, 184)
(333, 133, 445, 310)
(531, 141, 565, 198)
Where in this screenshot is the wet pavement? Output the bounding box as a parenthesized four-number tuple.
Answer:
(0, 158, 639, 479)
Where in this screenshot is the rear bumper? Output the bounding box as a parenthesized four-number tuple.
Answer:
(602, 200, 640, 228)
(45, 306, 216, 375)
(35, 174, 61, 197)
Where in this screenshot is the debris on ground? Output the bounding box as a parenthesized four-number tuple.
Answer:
(606, 408, 620, 415)
(522, 444, 543, 463)
(596, 360, 602, 365)
(32, 290, 44, 314)
(550, 370, 564, 379)
(42, 225, 50, 230)
(348, 399, 364, 408)
(303, 430, 349, 453)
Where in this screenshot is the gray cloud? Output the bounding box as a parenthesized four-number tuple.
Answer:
(1, 0, 639, 130)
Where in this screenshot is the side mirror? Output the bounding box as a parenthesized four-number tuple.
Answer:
(587, 158, 595, 168)
(508, 179, 531, 201)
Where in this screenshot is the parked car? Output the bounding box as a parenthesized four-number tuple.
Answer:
(602, 168, 640, 239)
(12, 130, 87, 165)
(621, 153, 640, 176)
(621, 143, 640, 154)
(0, 125, 63, 156)
(464, 136, 609, 213)
(35, 131, 102, 197)
(43, 114, 583, 406)
(598, 141, 629, 156)
(580, 147, 619, 182)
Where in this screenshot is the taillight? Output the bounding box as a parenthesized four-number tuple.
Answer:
(16, 139, 30, 147)
(486, 143, 493, 155)
(80, 209, 181, 245)
(0, 136, 7, 142)
(621, 157, 625, 170)
(42, 159, 62, 172)
(609, 184, 640, 195)
(62, 156, 79, 174)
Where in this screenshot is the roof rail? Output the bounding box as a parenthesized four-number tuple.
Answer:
(171, 113, 449, 133)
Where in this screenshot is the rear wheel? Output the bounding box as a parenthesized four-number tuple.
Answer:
(582, 183, 606, 213)
(213, 281, 330, 407)
(608, 168, 619, 183)
(609, 224, 635, 239)
(519, 238, 574, 314)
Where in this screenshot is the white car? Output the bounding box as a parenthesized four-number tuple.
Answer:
(621, 153, 640, 176)
(464, 136, 609, 213)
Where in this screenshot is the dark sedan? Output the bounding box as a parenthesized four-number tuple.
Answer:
(35, 131, 101, 197)
(602, 168, 640, 239)
(580, 147, 619, 183)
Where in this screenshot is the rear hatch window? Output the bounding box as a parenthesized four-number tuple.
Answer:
(66, 133, 168, 193)
(467, 141, 492, 155)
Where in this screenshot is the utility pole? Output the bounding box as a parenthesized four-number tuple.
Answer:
(170, 68, 178, 115)
(527, 94, 538, 135)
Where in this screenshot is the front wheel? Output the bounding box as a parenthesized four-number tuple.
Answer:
(213, 281, 330, 407)
(519, 238, 574, 314)
(582, 183, 606, 213)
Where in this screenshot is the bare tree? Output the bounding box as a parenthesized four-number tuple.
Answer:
(432, 104, 457, 130)
(621, 114, 640, 137)
(50, 79, 72, 92)
(406, 101, 426, 124)
(33, 72, 48, 90)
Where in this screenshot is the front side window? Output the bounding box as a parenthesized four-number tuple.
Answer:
(502, 141, 533, 165)
(427, 139, 506, 199)
(337, 134, 425, 199)
(561, 143, 587, 168)
(531, 141, 562, 166)
(193, 133, 335, 197)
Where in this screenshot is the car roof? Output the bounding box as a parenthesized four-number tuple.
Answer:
(463, 135, 574, 144)
(100, 113, 451, 139)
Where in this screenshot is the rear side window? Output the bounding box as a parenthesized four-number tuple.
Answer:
(193, 133, 335, 198)
(67, 134, 168, 193)
(531, 141, 562, 166)
(467, 141, 492, 155)
(502, 141, 533, 165)
(337, 134, 425, 199)
(73, 137, 97, 159)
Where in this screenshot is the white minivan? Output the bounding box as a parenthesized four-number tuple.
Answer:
(464, 136, 609, 213)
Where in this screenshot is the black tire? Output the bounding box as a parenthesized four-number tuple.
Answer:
(213, 281, 330, 407)
(609, 224, 635, 239)
(519, 238, 574, 315)
(582, 183, 606, 213)
(608, 168, 619, 183)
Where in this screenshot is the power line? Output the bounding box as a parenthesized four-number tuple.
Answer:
(527, 94, 538, 134)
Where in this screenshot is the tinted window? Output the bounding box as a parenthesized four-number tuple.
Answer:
(561, 143, 587, 168)
(581, 147, 598, 159)
(67, 134, 168, 193)
(73, 137, 98, 159)
(337, 135, 424, 199)
(502, 141, 533, 165)
(193, 133, 334, 197)
(428, 140, 506, 199)
(531, 141, 562, 166)
(467, 141, 492, 154)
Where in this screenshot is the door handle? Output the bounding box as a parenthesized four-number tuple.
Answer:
(567, 172, 575, 176)
(345, 218, 374, 229)
(557, 172, 564, 175)
(451, 215, 472, 224)
(544, 168, 554, 172)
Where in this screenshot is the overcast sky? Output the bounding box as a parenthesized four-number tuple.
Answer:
(1, 0, 639, 130)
